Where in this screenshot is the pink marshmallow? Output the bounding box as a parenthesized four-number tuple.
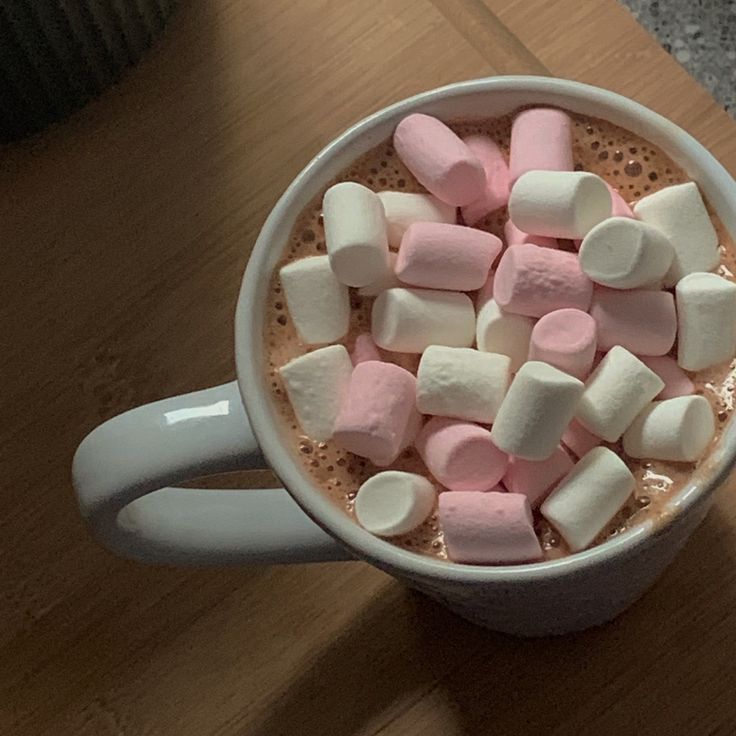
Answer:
(639, 356, 695, 399)
(476, 270, 495, 309)
(401, 409, 425, 453)
(607, 183, 635, 218)
(509, 108, 573, 185)
(395, 222, 502, 291)
(561, 420, 601, 459)
(334, 361, 420, 466)
(415, 416, 508, 492)
(439, 491, 543, 564)
(591, 289, 677, 356)
(528, 308, 597, 379)
(350, 334, 382, 366)
(460, 134, 510, 225)
(494, 243, 594, 318)
(394, 114, 486, 206)
(502, 446, 574, 508)
(504, 218, 558, 249)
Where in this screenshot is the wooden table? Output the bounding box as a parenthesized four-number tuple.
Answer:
(3, 1, 736, 733)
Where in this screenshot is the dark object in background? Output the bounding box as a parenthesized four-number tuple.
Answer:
(0, 0, 176, 143)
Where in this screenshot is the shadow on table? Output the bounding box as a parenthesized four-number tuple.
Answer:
(0, 0, 305, 728)
(249, 504, 736, 736)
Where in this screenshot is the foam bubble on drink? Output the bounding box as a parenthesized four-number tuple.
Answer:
(264, 112, 736, 562)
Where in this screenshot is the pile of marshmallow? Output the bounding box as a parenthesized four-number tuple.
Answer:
(278, 108, 736, 565)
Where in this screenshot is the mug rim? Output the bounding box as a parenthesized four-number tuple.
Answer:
(235, 75, 736, 582)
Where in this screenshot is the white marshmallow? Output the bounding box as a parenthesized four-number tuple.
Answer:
(279, 345, 353, 441)
(475, 299, 534, 372)
(490, 361, 584, 461)
(357, 251, 402, 297)
(372, 287, 475, 353)
(633, 182, 719, 286)
(377, 191, 456, 248)
(416, 346, 511, 423)
(322, 182, 390, 287)
(354, 471, 436, 537)
(541, 447, 635, 552)
(579, 217, 674, 289)
(576, 346, 664, 442)
(623, 395, 715, 462)
(279, 256, 350, 344)
(676, 272, 736, 371)
(508, 171, 612, 239)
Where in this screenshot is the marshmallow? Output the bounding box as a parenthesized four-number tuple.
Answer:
(504, 218, 558, 249)
(322, 181, 389, 287)
(509, 108, 573, 185)
(541, 447, 635, 552)
(395, 222, 502, 291)
(579, 217, 674, 289)
(460, 134, 510, 225)
(576, 346, 664, 441)
(401, 407, 425, 452)
(350, 333, 382, 365)
(378, 191, 456, 248)
(606, 183, 635, 218)
(475, 299, 534, 372)
(333, 361, 420, 466)
(416, 346, 511, 423)
(494, 243, 593, 318)
(280, 345, 353, 441)
(490, 361, 584, 461)
(476, 270, 495, 308)
(372, 287, 475, 353)
(357, 251, 402, 297)
(528, 308, 597, 379)
(416, 417, 508, 492)
(280, 256, 350, 344)
(354, 471, 436, 536)
(676, 272, 736, 371)
(509, 171, 611, 239)
(440, 491, 542, 564)
(591, 289, 677, 356)
(633, 182, 719, 286)
(393, 113, 486, 206)
(561, 420, 601, 459)
(503, 446, 574, 508)
(623, 395, 716, 462)
(639, 356, 695, 399)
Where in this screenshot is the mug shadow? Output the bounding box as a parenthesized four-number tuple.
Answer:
(247, 504, 736, 736)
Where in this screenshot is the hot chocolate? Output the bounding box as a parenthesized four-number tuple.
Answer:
(263, 112, 736, 562)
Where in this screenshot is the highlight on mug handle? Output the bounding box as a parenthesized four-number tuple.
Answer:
(72, 381, 351, 565)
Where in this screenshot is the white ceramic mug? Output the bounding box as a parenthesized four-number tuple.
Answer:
(72, 77, 736, 636)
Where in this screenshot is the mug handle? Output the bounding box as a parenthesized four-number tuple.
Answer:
(72, 381, 352, 565)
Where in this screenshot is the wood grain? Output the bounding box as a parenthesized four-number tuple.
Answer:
(2, 1, 736, 733)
